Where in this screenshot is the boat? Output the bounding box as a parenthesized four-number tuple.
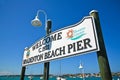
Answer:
(28, 75, 33, 80)
(40, 76, 43, 79)
(72, 76, 76, 78)
(56, 76, 66, 80)
(56, 60, 66, 80)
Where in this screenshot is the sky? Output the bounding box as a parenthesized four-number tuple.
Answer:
(0, 0, 120, 75)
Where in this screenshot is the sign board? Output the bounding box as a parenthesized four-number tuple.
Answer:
(22, 16, 99, 66)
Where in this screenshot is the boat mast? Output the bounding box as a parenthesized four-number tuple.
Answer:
(60, 60, 61, 77)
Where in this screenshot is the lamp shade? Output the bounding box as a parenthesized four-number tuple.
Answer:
(79, 63, 83, 69)
(31, 16, 42, 26)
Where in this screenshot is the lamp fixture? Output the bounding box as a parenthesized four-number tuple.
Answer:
(31, 10, 47, 29)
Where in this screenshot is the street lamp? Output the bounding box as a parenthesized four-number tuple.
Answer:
(79, 62, 85, 80)
(31, 10, 48, 29)
(31, 10, 51, 80)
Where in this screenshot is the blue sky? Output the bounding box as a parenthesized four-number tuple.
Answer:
(0, 0, 120, 75)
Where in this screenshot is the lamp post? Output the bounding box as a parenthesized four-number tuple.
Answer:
(79, 62, 85, 80)
(31, 10, 51, 80)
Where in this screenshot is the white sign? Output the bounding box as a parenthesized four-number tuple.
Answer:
(22, 16, 99, 66)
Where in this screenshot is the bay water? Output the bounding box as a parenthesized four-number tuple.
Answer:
(0, 76, 119, 80)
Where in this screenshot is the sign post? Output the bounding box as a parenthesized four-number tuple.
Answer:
(90, 10, 112, 80)
(20, 66, 26, 80)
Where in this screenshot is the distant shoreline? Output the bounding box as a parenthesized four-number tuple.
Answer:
(0, 72, 120, 77)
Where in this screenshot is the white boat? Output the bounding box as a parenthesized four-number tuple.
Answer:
(28, 75, 33, 80)
(56, 76, 66, 80)
(40, 76, 43, 79)
(56, 60, 66, 80)
(72, 76, 76, 78)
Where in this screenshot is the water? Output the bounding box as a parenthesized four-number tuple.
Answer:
(0, 76, 119, 80)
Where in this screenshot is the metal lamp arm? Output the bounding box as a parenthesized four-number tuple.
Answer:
(36, 10, 48, 30)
